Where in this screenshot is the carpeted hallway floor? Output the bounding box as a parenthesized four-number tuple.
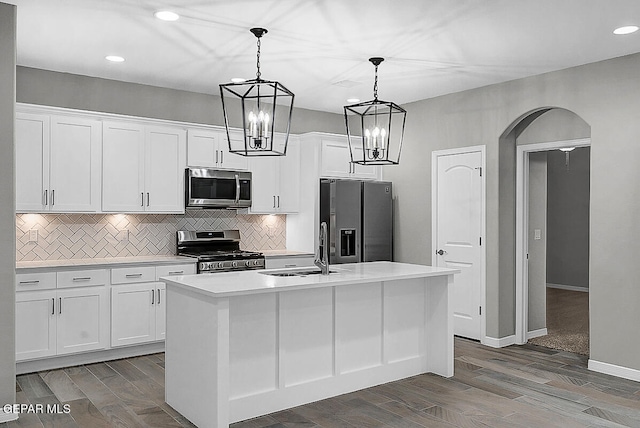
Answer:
(528, 287, 589, 356)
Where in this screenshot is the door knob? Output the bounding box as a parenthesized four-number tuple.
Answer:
(436, 249, 447, 255)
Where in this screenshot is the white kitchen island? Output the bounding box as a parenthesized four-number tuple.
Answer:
(162, 261, 459, 428)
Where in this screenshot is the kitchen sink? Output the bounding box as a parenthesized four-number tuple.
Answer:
(260, 268, 337, 277)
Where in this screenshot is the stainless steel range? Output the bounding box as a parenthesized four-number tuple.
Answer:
(176, 230, 265, 273)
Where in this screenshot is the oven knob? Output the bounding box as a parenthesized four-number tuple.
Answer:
(232, 261, 238, 268)
(217, 262, 224, 269)
(254, 260, 260, 266)
(244, 260, 251, 267)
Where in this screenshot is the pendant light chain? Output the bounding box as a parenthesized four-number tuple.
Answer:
(256, 36, 262, 80)
(373, 64, 379, 100)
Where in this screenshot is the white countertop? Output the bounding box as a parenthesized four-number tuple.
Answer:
(162, 261, 459, 298)
(16, 255, 197, 272)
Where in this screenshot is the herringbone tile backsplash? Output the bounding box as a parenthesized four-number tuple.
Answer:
(16, 211, 286, 261)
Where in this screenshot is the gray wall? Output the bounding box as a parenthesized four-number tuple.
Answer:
(17, 67, 345, 134)
(0, 1, 16, 417)
(517, 108, 591, 144)
(527, 152, 547, 332)
(385, 51, 640, 370)
(547, 147, 591, 289)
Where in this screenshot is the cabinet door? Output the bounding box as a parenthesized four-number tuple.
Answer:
(111, 283, 156, 347)
(49, 115, 102, 212)
(219, 129, 249, 171)
(320, 138, 351, 178)
(16, 113, 50, 212)
(102, 121, 145, 212)
(187, 129, 217, 168)
(351, 146, 381, 180)
(145, 125, 186, 213)
(56, 287, 108, 355)
(278, 136, 300, 213)
(16, 291, 57, 361)
(155, 283, 166, 341)
(248, 156, 279, 213)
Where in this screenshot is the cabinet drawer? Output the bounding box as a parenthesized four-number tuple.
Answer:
(111, 266, 156, 284)
(16, 272, 56, 291)
(265, 256, 315, 270)
(155, 263, 196, 281)
(57, 269, 109, 289)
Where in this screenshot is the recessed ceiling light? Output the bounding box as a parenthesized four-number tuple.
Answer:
(154, 10, 180, 21)
(105, 55, 125, 63)
(346, 98, 360, 103)
(559, 147, 576, 152)
(613, 25, 639, 35)
(230, 77, 246, 83)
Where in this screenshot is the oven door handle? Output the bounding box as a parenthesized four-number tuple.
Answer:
(234, 174, 240, 205)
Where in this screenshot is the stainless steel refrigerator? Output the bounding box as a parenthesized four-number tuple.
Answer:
(319, 179, 393, 264)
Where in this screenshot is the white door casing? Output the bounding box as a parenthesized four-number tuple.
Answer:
(432, 146, 485, 341)
(515, 138, 590, 344)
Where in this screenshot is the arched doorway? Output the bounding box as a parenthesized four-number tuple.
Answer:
(500, 107, 591, 355)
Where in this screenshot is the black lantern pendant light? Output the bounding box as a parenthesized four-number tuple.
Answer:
(344, 57, 406, 165)
(219, 28, 294, 156)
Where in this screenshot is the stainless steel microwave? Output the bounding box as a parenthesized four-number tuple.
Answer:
(185, 168, 251, 209)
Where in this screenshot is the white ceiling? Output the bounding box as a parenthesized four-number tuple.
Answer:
(7, 0, 640, 113)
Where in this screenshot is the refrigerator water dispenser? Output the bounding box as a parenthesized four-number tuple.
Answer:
(340, 229, 357, 257)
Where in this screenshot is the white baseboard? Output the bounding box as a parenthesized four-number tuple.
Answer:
(483, 335, 516, 348)
(547, 283, 589, 292)
(588, 359, 640, 382)
(527, 328, 548, 340)
(0, 411, 18, 423)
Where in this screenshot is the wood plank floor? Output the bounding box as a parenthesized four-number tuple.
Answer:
(3, 338, 640, 427)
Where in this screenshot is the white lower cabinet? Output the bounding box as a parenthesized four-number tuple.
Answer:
(15, 286, 109, 361)
(110, 263, 194, 347)
(111, 282, 165, 347)
(15, 261, 195, 365)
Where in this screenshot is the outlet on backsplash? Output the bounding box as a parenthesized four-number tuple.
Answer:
(28, 229, 38, 243)
(118, 229, 129, 242)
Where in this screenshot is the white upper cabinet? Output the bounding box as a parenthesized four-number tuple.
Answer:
(320, 135, 380, 180)
(16, 112, 50, 211)
(187, 128, 248, 171)
(102, 121, 186, 213)
(145, 125, 186, 212)
(49, 116, 102, 212)
(247, 135, 300, 214)
(102, 121, 145, 212)
(16, 112, 102, 212)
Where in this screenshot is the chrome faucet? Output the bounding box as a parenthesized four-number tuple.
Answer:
(314, 221, 330, 275)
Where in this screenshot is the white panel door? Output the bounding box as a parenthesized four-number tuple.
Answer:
(111, 283, 156, 347)
(145, 125, 186, 213)
(15, 290, 57, 361)
(56, 287, 108, 355)
(187, 129, 217, 168)
(434, 150, 483, 340)
(16, 113, 50, 212)
(102, 121, 145, 212)
(49, 115, 101, 212)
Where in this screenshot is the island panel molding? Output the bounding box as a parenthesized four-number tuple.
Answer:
(163, 262, 457, 427)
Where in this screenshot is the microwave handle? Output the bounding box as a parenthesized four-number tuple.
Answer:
(235, 174, 240, 204)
